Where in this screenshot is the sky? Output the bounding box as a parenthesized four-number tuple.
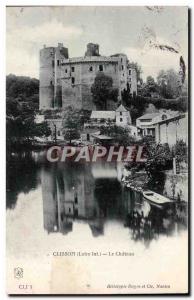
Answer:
(6, 6, 188, 80)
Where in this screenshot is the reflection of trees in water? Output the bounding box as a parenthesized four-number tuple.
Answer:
(6, 152, 40, 208)
(7, 152, 188, 245)
(94, 178, 122, 218)
(124, 201, 187, 247)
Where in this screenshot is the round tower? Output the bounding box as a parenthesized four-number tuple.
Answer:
(39, 43, 69, 110)
(39, 45, 55, 110)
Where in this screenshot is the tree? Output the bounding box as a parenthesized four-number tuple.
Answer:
(100, 124, 135, 146)
(157, 69, 181, 99)
(7, 98, 36, 145)
(121, 83, 132, 105)
(62, 106, 81, 144)
(6, 96, 51, 148)
(145, 142, 173, 177)
(141, 76, 159, 97)
(91, 73, 118, 110)
(33, 122, 51, 137)
(172, 140, 188, 164)
(6, 74, 39, 110)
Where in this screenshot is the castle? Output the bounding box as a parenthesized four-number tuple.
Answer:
(39, 43, 137, 111)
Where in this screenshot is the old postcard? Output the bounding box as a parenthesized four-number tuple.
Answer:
(6, 6, 189, 294)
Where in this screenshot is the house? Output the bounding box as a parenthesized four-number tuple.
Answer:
(136, 112, 172, 137)
(115, 104, 132, 126)
(153, 113, 188, 146)
(87, 104, 132, 128)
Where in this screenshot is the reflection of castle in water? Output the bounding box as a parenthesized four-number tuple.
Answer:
(41, 161, 126, 237)
(41, 161, 187, 244)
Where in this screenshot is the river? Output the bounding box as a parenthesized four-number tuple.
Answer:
(6, 150, 188, 293)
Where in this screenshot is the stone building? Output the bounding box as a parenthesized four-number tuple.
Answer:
(136, 112, 172, 137)
(39, 43, 137, 110)
(153, 113, 188, 147)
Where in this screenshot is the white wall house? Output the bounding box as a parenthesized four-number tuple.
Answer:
(89, 104, 132, 128)
(153, 113, 188, 146)
(136, 112, 172, 137)
(115, 104, 132, 126)
(84, 104, 138, 139)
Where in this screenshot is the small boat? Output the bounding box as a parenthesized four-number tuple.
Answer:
(143, 190, 173, 208)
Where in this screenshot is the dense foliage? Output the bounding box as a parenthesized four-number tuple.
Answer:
(122, 94, 187, 123)
(62, 106, 89, 143)
(6, 74, 39, 110)
(6, 75, 50, 149)
(91, 73, 118, 110)
(100, 124, 135, 146)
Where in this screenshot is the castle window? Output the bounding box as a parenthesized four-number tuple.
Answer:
(69, 208, 71, 213)
(50, 80, 53, 85)
(57, 60, 60, 66)
(71, 77, 75, 84)
(121, 58, 123, 63)
(122, 65, 124, 70)
(65, 69, 67, 73)
(129, 70, 131, 75)
(120, 112, 122, 116)
(89, 66, 93, 72)
(99, 65, 103, 71)
(120, 118, 123, 122)
(71, 66, 75, 72)
(57, 131, 60, 136)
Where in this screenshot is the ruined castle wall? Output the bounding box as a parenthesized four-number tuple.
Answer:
(39, 44, 138, 111)
(54, 45, 68, 108)
(61, 59, 119, 111)
(127, 68, 137, 95)
(117, 54, 128, 94)
(39, 47, 55, 109)
(61, 63, 83, 109)
(39, 44, 68, 110)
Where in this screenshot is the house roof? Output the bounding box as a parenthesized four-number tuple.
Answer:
(116, 104, 128, 112)
(91, 134, 113, 140)
(90, 111, 116, 119)
(137, 113, 161, 120)
(152, 113, 186, 125)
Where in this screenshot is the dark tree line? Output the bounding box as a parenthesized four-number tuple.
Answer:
(6, 74, 50, 149)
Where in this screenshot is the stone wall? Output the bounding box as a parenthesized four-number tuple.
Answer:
(39, 44, 137, 111)
(163, 171, 188, 202)
(155, 114, 188, 146)
(61, 60, 119, 110)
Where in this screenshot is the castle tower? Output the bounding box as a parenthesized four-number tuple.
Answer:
(39, 43, 68, 110)
(54, 43, 69, 108)
(85, 43, 100, 56)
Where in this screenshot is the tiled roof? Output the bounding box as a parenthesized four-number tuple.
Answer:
(92, 134, 113, 140)
(116, 104, 128, 112)
(137, 113, 161, 120)
(91, 111, 116, 119)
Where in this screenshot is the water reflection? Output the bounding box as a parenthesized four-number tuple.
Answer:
(6, 151, 41, 209)
(7, 151, 187, 247)
(40, 159, 187, 246)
